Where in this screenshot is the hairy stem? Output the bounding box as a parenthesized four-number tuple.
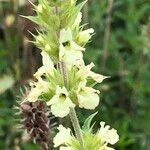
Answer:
(58, 62, 69, 88)
(69, 108, 84, 147)
(58, 61, 84, 147)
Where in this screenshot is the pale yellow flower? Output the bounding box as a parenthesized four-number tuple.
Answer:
(77, 82, 100, 109)
(47, 86, 75, 117)
(59, 28, 85, 65)
(41, 51, 55, 75)
(27, 80, 49, 102)
(53, 125, 72, 147)
(59, 44, 83, 66)
(105, 147, 115, 150)
(98, 122, 119, 145)
(25, 51, 54, 103)
(77, 62, 108, 83)
(34, 51, 55, 79)
(53, 123, 119, 150)
(34, 66, 46, 81)
(78, 28, 94, 44)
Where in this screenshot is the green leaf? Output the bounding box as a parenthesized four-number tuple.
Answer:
(82, 112, 98, 132)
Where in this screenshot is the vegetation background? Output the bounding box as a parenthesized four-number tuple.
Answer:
(0, 0, 149, 149)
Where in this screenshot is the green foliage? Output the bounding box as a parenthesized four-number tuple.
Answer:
(83, 0, 150, 150)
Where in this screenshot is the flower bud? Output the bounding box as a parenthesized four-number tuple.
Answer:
(78, 28, 94, 44)
(45, 44, 51, 52)
(37, 4, 43, 13)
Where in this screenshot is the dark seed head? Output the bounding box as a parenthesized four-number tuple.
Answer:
(20, 101, 50, 149)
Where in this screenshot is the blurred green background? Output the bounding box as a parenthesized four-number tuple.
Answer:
(0, 0, 150, 149)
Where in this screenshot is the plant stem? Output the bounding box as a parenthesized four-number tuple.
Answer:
(58, 62, 69, 88)
(58, 61, 84, 147)
(69, 107, 84, 147)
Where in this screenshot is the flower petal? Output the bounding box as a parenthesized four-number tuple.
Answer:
(59, 44, 84, 65)
(65, 49, 83, 65)
(41, 51, 54, 75)
(46, 95, 59, 106)
(47, 86, 75, 117)
(56, 86, 69, 96)
(78, 87, 100, 109)
(27, 81, 49, 102)
(77, 62, 108, 83)
(34, 66, 46, 81)
(51, 97, 75, 117)
(59, 28, 72, 44)
(78, 28, 94, 44)
(89, 71, 109, 83)
(98, 121, 119, 145)
(106, 128, 119, 144)
(70, 41, 85, 51)
(53, 125, 71, 147)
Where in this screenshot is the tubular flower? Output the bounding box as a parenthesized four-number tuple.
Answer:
(46, 86, 75, 118)
(26, 80, 50, 103)
(59, 28, 85, 65)
(41, 51, 55, 75)
(77, 82, 100, 109)
(33, 51, 55, 81)
(77, 62, 108, 83)
(98, 122, 119, 145)
(53, 125, 72, 148)
(53, 122, 119, 150)
(72, 12, 94, 45)
(78, 28, 94, 44)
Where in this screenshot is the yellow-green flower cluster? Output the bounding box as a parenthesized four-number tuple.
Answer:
(53, 122, 119, 150)
(24, 0, 108, 118)
(23, 0, 119, 149)
(25, 51, 107, 117)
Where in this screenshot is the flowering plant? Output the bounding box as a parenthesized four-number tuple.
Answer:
(19, 0, 119, 149)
